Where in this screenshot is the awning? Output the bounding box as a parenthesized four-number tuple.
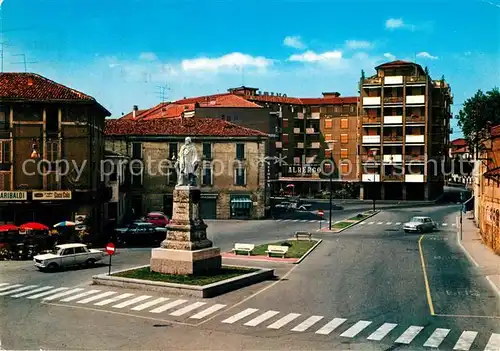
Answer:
(231, 196, 252, 209)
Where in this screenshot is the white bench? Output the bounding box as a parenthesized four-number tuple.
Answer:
(295, 231, 312, 241)
(232, 243, 255, 256)
(265, 245, 289, 258)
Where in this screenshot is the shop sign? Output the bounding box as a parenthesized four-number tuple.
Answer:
(0, 191, 27, 201)
(32, 191, 72, 200)
(283, 164, 322, 177)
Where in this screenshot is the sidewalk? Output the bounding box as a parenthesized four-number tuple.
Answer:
(456, 212, 500, 298)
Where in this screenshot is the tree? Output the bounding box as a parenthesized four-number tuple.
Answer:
(456, 88, 500, 157)
(361, 69, 365, 81)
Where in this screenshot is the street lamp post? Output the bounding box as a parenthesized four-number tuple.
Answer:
(329, 154, 334, 230)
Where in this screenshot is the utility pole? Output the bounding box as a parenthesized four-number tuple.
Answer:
(329, 153, 334, 230)
(11, 53, 37, 72)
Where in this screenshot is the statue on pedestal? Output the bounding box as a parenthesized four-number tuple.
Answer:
(175, 137, 199, 186)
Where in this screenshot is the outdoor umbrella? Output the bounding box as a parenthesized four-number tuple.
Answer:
(19, 222, 49, 231)
(0, 224, 18, 232)
(54, 221, 76, 228)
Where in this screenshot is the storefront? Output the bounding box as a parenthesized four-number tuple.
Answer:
(230, 195, 253, 219)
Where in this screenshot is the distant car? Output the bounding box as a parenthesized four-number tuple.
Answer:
(33, 243, 105, 271)
(145, 212, 170, 227)
(275, 201, 312, 211)
(115, 222, 165, 247)
(115, 221, 166, 234)
(403, 216, 437, 233)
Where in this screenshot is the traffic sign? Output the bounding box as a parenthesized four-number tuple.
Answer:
(105, 242, 116, 256)
(318, 209, 324, 216)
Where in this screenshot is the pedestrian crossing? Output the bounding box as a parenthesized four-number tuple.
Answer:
(274, 219, 323, 223)
(0, 282, 497, 350)
(274, 218, 457, 227)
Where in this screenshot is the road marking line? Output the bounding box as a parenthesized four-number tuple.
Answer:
(396, 222, 401, 225)
(366, 323, 397, 341)
(368, 222, 374, 225)
(0, 283, 9, 287)
(453, 331, 478, 350)
(309, 220, 316, 223)
(394, 325, 424, 344)
(377, 222, 383, 225)
(484, 333, 500, 351)
(244, 310, 279, 327)
(150, 299, 187, 314)
(42, 288, 85, 301)
(222, 308, 259, 324)
(11, 286, 54, 298)
(190, 304, 227, 319)
(28, 287, 69, 300)
(386, 222, 392, 225)
(315, 318, 347, 335)
(442, 223, 448, 226)
(359, 222, 366, 225)
(112, 295, 152, 309)
(0, 284, 22, 292)
(131, 297, 169, 311)
(291, 315, 324, 332)
(0, 285, 38, 296)
(300, 220, 308, 223)
(418, 235, 436, 315)
(76, 291, 117, 304)
(340, 320, 372, 338)
(423, 328, 450, 348)
(94, 293, 134, 306)
(267, 313, 301, 329)
(170, 302, 206, 316)
(60, 290, 101, 302)
(293, 219, 299, 222)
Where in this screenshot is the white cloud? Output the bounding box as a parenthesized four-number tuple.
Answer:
(385, 18, 405, 29)
(139, 52, 158, 61)
(345, 40, 373, 49)
(383, 52, 396, 60)
(288, 50, 342, 63)
(417, 51, 439, 60)
(181, 52, 273, 71)
(283, 36, 306, 49)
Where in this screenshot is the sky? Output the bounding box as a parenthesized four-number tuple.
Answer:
(1, 0, 499, 139)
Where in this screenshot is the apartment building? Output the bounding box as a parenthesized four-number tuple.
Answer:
(359, 60, 453, 200)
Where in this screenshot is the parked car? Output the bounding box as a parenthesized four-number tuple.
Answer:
(145, 212, 170, 227)
(403, 216, 437, 233)
(115, 222, 165, 247)
(115, 221, 166, 234)
(33, 243, 105, 271)
(274, 200, 312, 211)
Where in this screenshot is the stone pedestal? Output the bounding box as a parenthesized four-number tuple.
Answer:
(150, 185, 222, 275)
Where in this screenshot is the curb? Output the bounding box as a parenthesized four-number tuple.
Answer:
(316, 210, 381, 233)
(294, 239, 322, 264)
(486, 276, 500, 299)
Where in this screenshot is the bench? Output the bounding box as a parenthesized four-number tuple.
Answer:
(295, 231, 312, 241)
(232, 243, 255, 256)
(265, 245, 289, 258)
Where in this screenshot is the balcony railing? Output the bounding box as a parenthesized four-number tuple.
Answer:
(363, 97, 381, 106)
(297, 142, 304, 148)
(383, 135, 403, 142)
(405, 174, 425, 183)
(363, 77, 382, 85)
(406, 95, 425, 104)
(275, 141, 282, 148)
(361, 155, 381, 162)
(362, 135, 381, 144)
(383, 174, 403, 181)
(406, 76, 427, 84)
(383, 96, 404, 104)
(306, 128, 317, 134)
(405, 154, 425, 162)
(383, 154, 403, 163)
(405, 135, 425, 143)
(309, 112, 321, 119)
(406, 115, 425, 123)
(384, 115, 403, 124)
(309, 142, 321, 149)
(362, 116, 381, 124)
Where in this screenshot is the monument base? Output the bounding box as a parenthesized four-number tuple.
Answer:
(150, 247, 222, 275)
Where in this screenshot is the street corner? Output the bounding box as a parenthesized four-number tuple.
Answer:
(316, 209, 382, 234)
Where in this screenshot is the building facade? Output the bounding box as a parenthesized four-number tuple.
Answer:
(359, 61, 453, 200)
(0, 73, 111, 231)
(105, 117, 267, 220)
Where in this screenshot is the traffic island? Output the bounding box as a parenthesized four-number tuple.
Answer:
(92, 264, 274, 298)
(318, 210, 380, 233)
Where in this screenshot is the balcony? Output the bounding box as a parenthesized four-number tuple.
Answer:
(383, 96, 404, 105)
(362, 116, 381, 124)
(309, 112, 320, 119)
(383, 154, 403, 163)
(362, 174, 380, 182)
(306, 128, 317, 134)
(405, 154, 425, 162)
(361, 155, 381, 162)
(406, 76, 427, 84)
(275, 141, 282, 148)
(384, 76, 403, 85)
(294, 128, 301, 133)
(309, 142, 320, 149)
(384, 174, 404, 181)
(363, 77, 382, 85)
(383, 135, 403, 143)
(362, 135, 381, 144)
(405, 174, 425, 182)
(384, 115, 402, 124)
(363, 97, 381, 106)
(297, 112, 304, 119)
(297, 142, 304, 148)
(406, 115, 425, 123)
(406, 135, 425, 143)
(406, 95, 425, 104)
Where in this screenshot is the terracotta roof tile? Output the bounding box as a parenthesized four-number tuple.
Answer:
(375, 60, 413, 68)
(484, 167, 500, 177)
(142, 103, 194, 120)
(105, 117, 267, 137)
(121, 109, 148, 120)
(491, 125, 500, 137)
(198, 94, 262, 108)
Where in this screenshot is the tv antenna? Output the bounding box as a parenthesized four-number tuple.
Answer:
(11, 53, 37, 72)
(156, 84, 171, 118)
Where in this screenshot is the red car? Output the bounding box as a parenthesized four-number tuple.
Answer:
(145, 212, 170, 227)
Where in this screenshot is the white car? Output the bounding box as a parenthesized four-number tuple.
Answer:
(33, 243, 106, 271)
(403, 216, 437, 233)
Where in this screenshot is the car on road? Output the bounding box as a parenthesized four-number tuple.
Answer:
(115, 222, 166, 247)
(115, 221, 167, 234)
(403, 216, 437, 233)
(33, 243, 105, 271)
(145, 212, 170, 227)
(274, 200, 312, 211)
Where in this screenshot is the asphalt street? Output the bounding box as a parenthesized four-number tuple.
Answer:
(1, 204, 499, 350)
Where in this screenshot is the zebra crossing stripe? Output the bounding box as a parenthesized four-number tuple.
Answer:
(190, 304, 227, 319)
(377, 222, 383, 225)
(0, 284, 22, 292)
(0, 283, 9, 287)
(395, 326, 424, 344)
(43, 288, 85, 301)
(77, 291, 117, 304)
(0, 285, 38, 296)
(340, 320, 372, 338)
(222, 308, 259, 324)
(423, 328, 450, 348)
(315, 318, 347, 335)
(386, 222, 392, 225)
(368, 222, 374, 225)
(150, 299, 187, 314)
(60, 290, 101, 302)
(300, 220, 308, 223)
(11, 286, 54, 298)
(94, 293, 134, 306)
(131, 297, 169, 311)
(112, 295, 152, 309)
(452, 223, 456, 227)
(170, 302, 206, 316)
(291, 316, 324, 332)
(484, 333, 500, 351)
(367, 323, 397, 341)
(27, 287, 69, 300)
(244, 310, 279, 327)
(453, 331, 478, 350)
(396, 222, 401, 225)
(267, 313, 301, 329)
(442, 223, 448, 226)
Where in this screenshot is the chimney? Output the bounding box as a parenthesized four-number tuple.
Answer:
(132, 105, 138, 119)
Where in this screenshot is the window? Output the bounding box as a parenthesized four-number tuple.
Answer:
(132, 143, 142, 159)
(325, 119, 333, 129)
(282, 119, 288, 128)
(234, 168, 246, 186)
(340, 134, 348, 144)
(342, 105, 350, 114)
(168, 142, 178, 160)
(340, 148, 348, 159)
(0, 140, 11, 163)
(74, 246, 85, 254)
(0, 105, 8, 130)
(202, 143, 212, 159)
(282, 134, 289, 143)
(236, 143, 245, 160)
(46, 106, 59, 134)
(350, 104, 356, 114)
(341, 163, 350, 175)
(62, 248, 74, 256)
(340, 118, 348, 129)
(202, 164, 212, 186)
(334, 105, 341, 113)
(325, 133, 332, 141)
(325, 149, 332, 159)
